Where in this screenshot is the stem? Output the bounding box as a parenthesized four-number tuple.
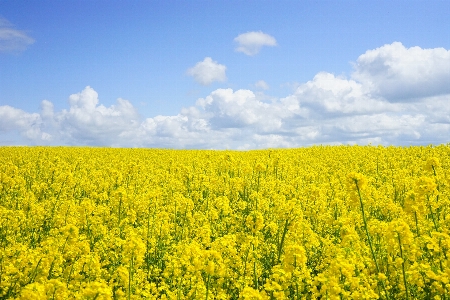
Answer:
(277, 219, 290, 264)
(253, 243, 258, 290)
(67, 260, 76, 287)
(355, 182, 390, 300)
(60, 235, 70, 254)
(355, 184, 379, 271)
(437, 238, 448, 300)
(414, 211, 420, 237)
(397, 233, 409, 300)
(128, 255, 134, 300)
(426, 195, 439, 232)
(257, 172, 260, 193)
(28, 257, 42, 284)
(253, 260, 258, 290)
(242, 248, 250, 280)
(118, 197, 123, 232)
(205, 274, 211, 300)
(47, 258, 56, 280)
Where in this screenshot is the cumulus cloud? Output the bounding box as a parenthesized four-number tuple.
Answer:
(56, 87, 141, 145)
(293, 72, 398, 116)
(187, 57, 227, 85)
(234, 31, 277, 56)
(1, 42, 450, 148)
(0, 105, 49, 141)
(0, 18, 35, 53)
(352, 42, 450, 101)
(0, 86, 141, 146)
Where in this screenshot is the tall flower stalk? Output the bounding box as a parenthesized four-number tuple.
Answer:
(349, 173, 390, 300)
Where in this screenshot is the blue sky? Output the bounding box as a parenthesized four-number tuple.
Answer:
(1, 1, 450, 148)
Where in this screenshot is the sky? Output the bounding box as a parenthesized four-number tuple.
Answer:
(1, 0, 450, 149)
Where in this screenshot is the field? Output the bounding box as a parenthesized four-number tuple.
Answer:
(0, 146, 449, 299)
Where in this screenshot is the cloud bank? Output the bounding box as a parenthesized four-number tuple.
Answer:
(234, 31, 277, 56)
(0, 18, 35, 53)
(1, 42, 449, 149)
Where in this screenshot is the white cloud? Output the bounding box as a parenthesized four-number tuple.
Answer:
(352, 42, 450, 101)
(187, 57, 227, 85)
(1, 42, 450, 148)
(0, 105, 49, 141)
(254, 80, 269, 90)
(0, 18, 35, 53)
(234, 31, 277, 56)
(196, 88, 302, 133)
(56, 86, 141, 145)
(293, 72, 398, 115)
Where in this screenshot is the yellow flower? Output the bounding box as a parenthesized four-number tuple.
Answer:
(241, 286, 269, 299)
(19, 283, 46, 300)
(246, 211, 264, 233)
(425, 157, 440, 173)
(415, 176, 437, 196)
(346, 172, 368, 191)
(205, 260, 215, 275)
(60, 223, 79, 241)
(254, 162, 265, 173)
(282, 244, 307, 272)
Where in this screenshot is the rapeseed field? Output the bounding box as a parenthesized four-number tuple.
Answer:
(0, 145, 449, 299)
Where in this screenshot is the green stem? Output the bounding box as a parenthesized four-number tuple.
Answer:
(397, 233, 409, 300)
(277, 219, 290, 264)
(27, 257, 42, 284)
(253, 243, 258, 290)
(355, 184, 379, 270)
(426, 195, 439, 232)
(253, 260, 258, 290)
(257, 172, 261, 193)
(118, 197, 123, 231)
(355, 182, 390, 300)
(128, 255, 134, 300)
(414, 211, 420, 237)
(206, 274, 211, 300)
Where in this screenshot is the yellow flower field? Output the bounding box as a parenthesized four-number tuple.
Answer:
(0, 145, 449, 299)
